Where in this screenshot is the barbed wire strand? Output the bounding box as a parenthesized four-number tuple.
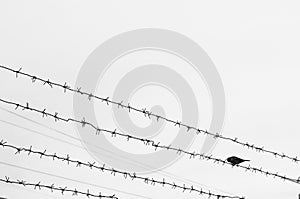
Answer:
(0, 65, 298, 165)
(0, 161, 151, 199)
(0, 139, 243, 199)
(0, 110, 236, 197)
(0, 98, 299, 186)
(0, 176, 118, 199)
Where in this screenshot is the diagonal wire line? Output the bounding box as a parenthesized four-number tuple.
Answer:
(0, 107, 237, 196)
(0, 139, 243, 199)
(0, 161, 151, 199)
(0, 176, 117, 199)
(0, 65, 298, 165)
(0, 97, 299, 186)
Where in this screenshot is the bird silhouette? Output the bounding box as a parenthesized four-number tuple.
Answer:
(226, 156, 250, 166)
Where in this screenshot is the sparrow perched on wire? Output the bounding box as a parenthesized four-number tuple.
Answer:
(226, 156, 250, 166)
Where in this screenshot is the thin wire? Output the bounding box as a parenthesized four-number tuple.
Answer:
(0, 64, 298, 164)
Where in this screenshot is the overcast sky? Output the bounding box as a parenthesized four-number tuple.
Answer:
(0, 1, 300, 199)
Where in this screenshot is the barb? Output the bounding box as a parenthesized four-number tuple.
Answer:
(0, 140, 243, 199)
(0, 175, 117, 199)
(0, 98, 299, 186)
(0, 65, 298, 165)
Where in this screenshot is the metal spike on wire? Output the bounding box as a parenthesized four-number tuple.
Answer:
(0, 64, 299, 165)
(0, 98, 299, 186)
(0, 176, 118, 199)
(0, 139, 244, 199)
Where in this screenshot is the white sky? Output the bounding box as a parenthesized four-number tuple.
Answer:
(0, 1, 300, 199)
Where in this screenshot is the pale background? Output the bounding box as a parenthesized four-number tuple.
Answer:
(0, 1, 300, 199)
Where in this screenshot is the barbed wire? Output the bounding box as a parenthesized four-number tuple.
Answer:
(0, 160, 150, 199)
(0, 98, 299, 186)
(0, 65, 298, 165)
(0, 109, 238, 197)
(0, 139, 244, 199)
(0, 175, 117, 199)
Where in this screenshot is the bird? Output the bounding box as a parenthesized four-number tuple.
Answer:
(226, 156, 250, 166)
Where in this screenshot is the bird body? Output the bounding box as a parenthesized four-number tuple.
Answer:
(226, 156, 250, 166)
